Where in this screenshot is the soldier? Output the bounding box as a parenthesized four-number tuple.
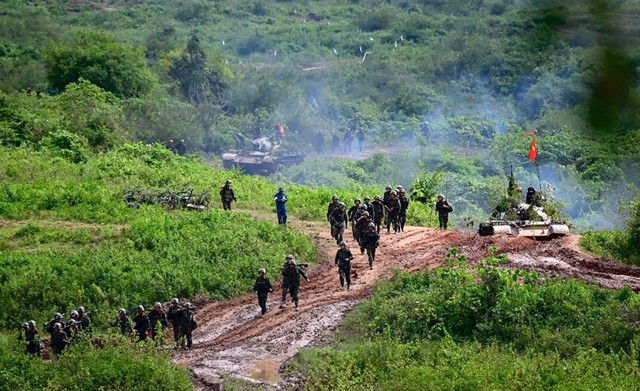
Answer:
(20, 320, 42, 356)
(435, 194, 453, 230)
(63, 319, 80, 345)
(525, 187, 539, 205)
(175, 139, 187, 156)
(219, 179, 237, 210)
(274, 187, 288, 225)
(177, 303, 197, 349)
(361, 223, 380, 270)
(44, 312, 64, 337)
(363, 196, 373, 217)
(382, 185, 392, 227)
(334, 241, 354, 290)
(50, 323, 68, 357)
(356, 129, 365, 151)
(343, 129, 353, 153)
(280, 258, 309, 311)
(167, 298, 182, 345)
(77, 306, 91, 336)
(327, 195, 340, 231)
(331, 132, 340, 150)
(253, 268, 273, 316)
(398, 189, 410, 232)
(113, 308, 132, 336)
(133, 305, 150, 342)
(280, 255, 295, 308)
(371, 195, 384, 233)
(330, 202, 348, 245)
(148, 302, 168, 340)
(348, 199, 362, 239)
(385, 191, 401, 234)
(355, 211, 371, 252)
(164, 139, 176, 153)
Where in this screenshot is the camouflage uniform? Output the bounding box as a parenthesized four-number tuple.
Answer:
(219, 183, 236, 210)
(50, 328, 68, 356)
(330, 205, 348, 245)
(253, 274, 273, 315)
(177, 307, 196, 348)
(361, 227, 380, 269)
(167, 303, 183, 344)
(385, 195, 401, 233)
(398, 193, 410, 232)
(148, 308, 168, 340)
(435, 197, 453, 230)
(334, 246, 354, 290)
(281, 263, 309, 310)
(371, 198, 384, 233)
(133, 311, 150, 342)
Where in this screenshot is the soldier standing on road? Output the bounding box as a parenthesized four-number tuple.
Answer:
(177, 303, 197, 349)
(355, 211, 371, 252)
(133, 305, 150, 342)
(253, 268, 273, 316)
(113, 308, 132, 336)
(435, 194, 453, 230)
(280, 258, 309, 311)
(280, 255, 295, 308)
(219, 180, 237, 210)
(348, 199, 362, 239)
(398, 188, 410, 233)
(361, 223, 380, 270)
(50, 323, 68, 357)
(330, 202, 348, 245)
(327, 195, 340, 231)
(167, 298, 182, 345)
(372, 195, 384, 233)
(148, 302, 168, 340)
(385, 191, 401, 234)
(274, 187, 288, 225)
(334, 241, 354, 290)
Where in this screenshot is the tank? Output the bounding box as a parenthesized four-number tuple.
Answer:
(478, 168, 569, 238)
(222, 133, 304, 176)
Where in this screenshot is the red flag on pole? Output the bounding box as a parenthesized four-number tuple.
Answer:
(529, 137, 537, 161)
(278, 122, 286, 139)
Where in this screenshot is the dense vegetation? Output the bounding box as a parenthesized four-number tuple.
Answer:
(292, 251, 640, 389)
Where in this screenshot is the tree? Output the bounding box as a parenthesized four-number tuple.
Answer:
(45, 31, 154, 98)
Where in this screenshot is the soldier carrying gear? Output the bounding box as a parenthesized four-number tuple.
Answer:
(334, 241, 355, 290)
(348, 199, 362, 239)
(50, 323, 69, 356)
(112, 308, 132, 336)
(397, 189, 410, 233)
(219, 180, 237, 211)
(148, 302, 168, 340)
(167, 298, 183, 345)
(327, 195, 340, 231)
(280, 255, 295, 307)
(361, 223, 380, 270)
(435, 194, 453, 230)
(44, 312, 64, 336)
(383, 185, 393, 226)
(372, 195, 384, 233)
(355, 211, 371, 251)
(280, 259, 309, 311)
(76, 306, 92, 337)
(19, 320, 42, 356)
(385, 191, 401, 234)
(253, 268, 274, 316)
(133, 305, 150, 342)
(330, 202, 348, 245)
(177, 303, 197, 349)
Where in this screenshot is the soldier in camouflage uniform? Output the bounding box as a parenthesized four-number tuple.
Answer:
(397, 189, 410, 232)
(148, 302, 168, 340)
(219, 180, 237, 210)
(334, 241, 354, 290)
(50, 323, 68, 357)
(280, 258, 309, 311)
(167, 298, 182, 345)
(113, 308, 132, 336)
(133, 305, 150, 342)
(253, 268, 273, 316)
(326, 195, 340, 231)
(330, 203, 348, 245)
(355, 211, 371, 252)
(385, 191, 401, 234)
(371, 195, 384, 233)
(177, 303, 197, 349)
(361, 223, 380, 270)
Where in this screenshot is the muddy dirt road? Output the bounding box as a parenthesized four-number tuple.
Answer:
(172, 218, 640, 390)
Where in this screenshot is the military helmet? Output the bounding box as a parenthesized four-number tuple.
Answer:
(391, 190, 397, 196)
(53, 322, 62, 330)
(332, 195, 338, 200)
(77, 306, 85, 313)
(259, 268, 266, 274)
(368, 222, 375, 228)
(286, 254, 294, 261)
(374, 195, 381, 200)
(137, 305, 144, 312)
(338, 202, 345, 207)
(362, 211, 370, 217)
(66, 319, 76, 326)
(185, 302, 194, 310)
(53, 312, 62, 320)
(278, 186, 285, 192)
(21, 322, 28, 328)
(118, 308, 126, 315)
(354, 198, 361, 203)
(171, 298, 179, 304)
(438, 194, 444, 199)
(358, 204, 365, 209)
(386, 185, 392, 190)
(364, 196, 370, 201)
(154, 302, 162, 308)
(226, 179, 232, 184)
(28, 320, 36, 327)
(70, 310, 79, 318)
(339, 240, 347, 246)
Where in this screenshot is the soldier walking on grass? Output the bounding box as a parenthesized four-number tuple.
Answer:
(50, 323, 68, 357)
(361, 223, 380, 270)
(280, 257, 310, 311)
(372, 195, 384, 233)
(253, 268, 273, 316)
(113, 308, 132, 336)
(219, 179, 237, 210)
(334, 241, 354, 290)
(133, 305, 150, 342)
(18, 320, 42, 356)
(148, 302, 168, 340)
(330, 202, 348, 245)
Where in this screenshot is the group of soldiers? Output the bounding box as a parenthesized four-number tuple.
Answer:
(164, 139, 187, 156)
(18, 300, 197, 358)
(252, 254, 309, 315)
(18, 306, 93, 357)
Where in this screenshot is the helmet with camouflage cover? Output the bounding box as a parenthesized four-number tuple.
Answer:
(332, 195, 339, 201)
(70, 310, 79, 318)
(259, 268, 266, 274)
(28, 320, 36, 327)
(364, 196, 370, 201)
(362, 211, 370, 217)
(354, 198, 361, 204)
(368, 222, 375, 229)
(154, 302, 162, 309)
(53, 323, 62, 330)
(171, 298, 179, 304)
(136, 305, 144, 312)
(339, 240, 347, 247)
(118, 308, 126, 315)
(53, 312, 62, 320)
(374, 195, 381, 200)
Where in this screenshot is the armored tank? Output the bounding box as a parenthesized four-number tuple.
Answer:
(478, 169, 569, 238)
(222, 133, 304, 176)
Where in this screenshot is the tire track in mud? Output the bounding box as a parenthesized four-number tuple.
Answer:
(172, 219, 640, 390)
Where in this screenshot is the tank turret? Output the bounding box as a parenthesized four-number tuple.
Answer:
(221, 133, 304, 176)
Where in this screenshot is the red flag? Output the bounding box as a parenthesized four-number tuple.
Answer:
(529, 137, 537, 161)
(278, 122, 286, 139)
(524, 129, 536, 137)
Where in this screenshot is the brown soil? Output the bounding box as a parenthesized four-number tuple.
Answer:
(172, 217, 640, 390)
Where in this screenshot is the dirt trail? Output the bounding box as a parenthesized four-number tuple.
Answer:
(172, 218, 640, 390)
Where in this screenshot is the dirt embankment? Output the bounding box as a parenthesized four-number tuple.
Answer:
(172, 219, 640, 390)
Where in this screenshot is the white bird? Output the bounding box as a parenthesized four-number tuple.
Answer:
(394, 41, 398, 48)
(333, 48, 338, 55)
